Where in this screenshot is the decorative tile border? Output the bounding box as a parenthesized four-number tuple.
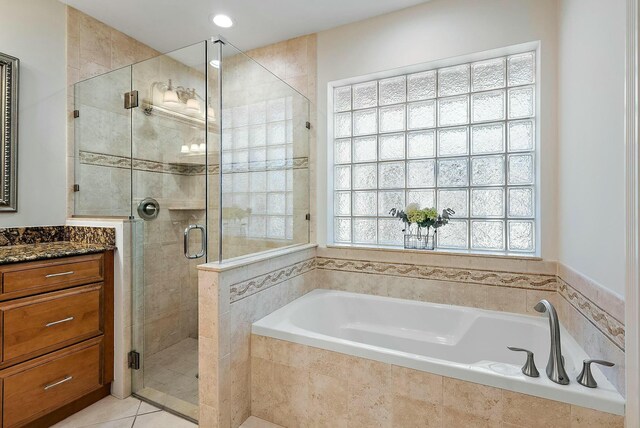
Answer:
(220, 157, 309, 174)
(558, 278, 625, 351)
(80, 151, 309, 176)
(79, 151, 203, 175)
(316, 257, 558, 291)
(230, 257, 316, 302)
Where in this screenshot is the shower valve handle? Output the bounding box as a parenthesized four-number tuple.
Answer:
(508, 346, 540, 378)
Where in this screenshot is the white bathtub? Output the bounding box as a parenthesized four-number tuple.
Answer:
(252, 289, 624, 415)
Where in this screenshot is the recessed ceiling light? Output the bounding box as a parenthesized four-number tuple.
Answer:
(209, 60, 220, 69)
(212, 14, 233, 28)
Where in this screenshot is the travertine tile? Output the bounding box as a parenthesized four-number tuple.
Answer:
(442, 406, 495, 428)
(111, 29, 139, 69)
(443, 378, 503, 423)
(285, 36, 308, 78)
(79, 13, 111, 68)
(392, 365, 443, 405)
(251, 357, 309, 427)
(307, 346, 355, 380)
(251, 335, 309, 369)
(308, 372, 348, 427)
(502, 390, 570, 428)
(392, 395, 442, 428)
(486, 286, 528, 314)
(570, 406, 624, 428)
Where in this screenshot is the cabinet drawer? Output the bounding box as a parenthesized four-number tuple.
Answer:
(2, 285, 102, 363)
(3, 343, 101, 427)
(1, 254, 103, 298)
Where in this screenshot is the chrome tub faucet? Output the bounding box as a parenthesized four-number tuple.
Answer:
(534, 299, 570, 385)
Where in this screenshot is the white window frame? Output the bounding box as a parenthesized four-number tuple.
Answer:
(326, 41, 541, 256)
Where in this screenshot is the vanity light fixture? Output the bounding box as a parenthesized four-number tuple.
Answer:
(186, 89, 201, 113)
(212, 14, 233, 28)
(163, 79, 180, 105)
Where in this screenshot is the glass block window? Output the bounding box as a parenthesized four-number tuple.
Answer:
(331, 51, 536, 253)
(221, 96, 294, 240)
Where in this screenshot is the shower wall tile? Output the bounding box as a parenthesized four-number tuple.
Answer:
(66, 6, 161, 217)
(198, 245, 317, 427)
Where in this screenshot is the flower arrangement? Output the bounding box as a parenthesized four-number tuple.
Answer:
(389, 204, 455, 250)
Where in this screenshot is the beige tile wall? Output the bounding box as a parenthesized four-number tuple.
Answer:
(68, 7, 206, 356)
(556, 262, 626, 395)
(198, 245, 317, 427)
(66, 6, 159, 217)
(198, 243, 627, 426)
(251, 334, 624, 428)
(315, 246, 625, 395)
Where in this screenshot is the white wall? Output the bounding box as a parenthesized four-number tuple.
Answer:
(0, 0, 67, 227)
(316, 0, 559, 259)
(557, 0, 626, 297)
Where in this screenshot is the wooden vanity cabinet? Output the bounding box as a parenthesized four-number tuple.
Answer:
(0, 251, 114, 428)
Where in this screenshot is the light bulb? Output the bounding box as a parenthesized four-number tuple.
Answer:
(199, 143, 206, 152)
(212, 14, 233, 28)
(186, 98, 200, 112)
(181, 144, 190, 153)
(190, 143, 200, 152)
(163, 79, 180, 105)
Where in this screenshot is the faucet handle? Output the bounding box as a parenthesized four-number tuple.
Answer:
(577, 359, 615, 388)
(507, 346, 540, 378)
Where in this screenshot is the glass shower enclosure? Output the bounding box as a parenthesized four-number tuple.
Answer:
(72, 38, 310, 421)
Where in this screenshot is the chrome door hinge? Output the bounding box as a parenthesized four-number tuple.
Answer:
(305, 213, 311, 221)
(128, 350, 140, 370)
(305, 121, 311, 129)
(124, 90, 139, 109)
(73, 184, 80, 192)
(73, 110, 80, 118)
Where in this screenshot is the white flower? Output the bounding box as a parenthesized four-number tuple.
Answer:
(405, 202, 420, 212)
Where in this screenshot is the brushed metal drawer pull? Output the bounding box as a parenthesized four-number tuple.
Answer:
(45, 316, 74, 327)
(45, 271, 75, 278)
(43, 375, 73, 390)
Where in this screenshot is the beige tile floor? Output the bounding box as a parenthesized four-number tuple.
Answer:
(144, 337, 199, 406)
(51, 395, 281, 428)
(51, 395, 196, 428)
(240, 416, 284, 427)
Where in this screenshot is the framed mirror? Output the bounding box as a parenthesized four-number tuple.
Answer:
(0, 52, 18, 212)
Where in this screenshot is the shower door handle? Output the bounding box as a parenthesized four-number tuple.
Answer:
(184, 224, 206, 259)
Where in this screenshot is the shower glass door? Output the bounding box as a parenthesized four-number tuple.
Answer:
(130, 41, 208, 421)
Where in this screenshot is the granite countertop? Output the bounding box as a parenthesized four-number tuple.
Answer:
(0, 241, 116, 265)
(0, 225, 117, 265)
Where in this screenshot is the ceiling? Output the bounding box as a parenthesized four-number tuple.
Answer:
(60, 0, 430, 54)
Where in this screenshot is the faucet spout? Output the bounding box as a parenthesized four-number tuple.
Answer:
(534, 299, 569, 385)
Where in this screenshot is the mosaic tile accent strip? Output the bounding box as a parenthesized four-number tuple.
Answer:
(80, 151, 309, 176)
(558, 278, 625, 351)
(230, 258, 316, 302)
(79, 151, 204, 176)
(221, 157, 310, 174)
(315, 257, 558, 291)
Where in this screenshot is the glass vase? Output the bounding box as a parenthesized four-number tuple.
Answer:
(423, 228, 436, 250)
(403, 224, 416, 249)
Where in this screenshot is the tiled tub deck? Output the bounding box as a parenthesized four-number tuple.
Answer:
(250, 335, 624, 428)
